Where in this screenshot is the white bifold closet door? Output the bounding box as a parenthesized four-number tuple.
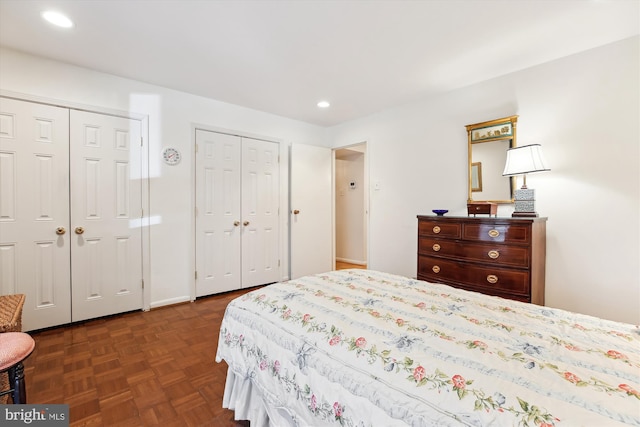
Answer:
(0, 98, 72, 330)
(0, 98, 143, 331)
(195, 129, 279, 297)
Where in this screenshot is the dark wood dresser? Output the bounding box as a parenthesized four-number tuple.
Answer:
(417, 215, 546, 304)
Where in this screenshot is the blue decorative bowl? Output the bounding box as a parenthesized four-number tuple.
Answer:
(432, 209, 448, 216)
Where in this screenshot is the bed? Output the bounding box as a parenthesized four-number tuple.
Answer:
(215, 269, 640, 426)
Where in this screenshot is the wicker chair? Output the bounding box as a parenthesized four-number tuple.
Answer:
(0, 294, 25, 403)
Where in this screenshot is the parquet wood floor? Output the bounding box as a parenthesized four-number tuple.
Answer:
(22, 287, 256, 427)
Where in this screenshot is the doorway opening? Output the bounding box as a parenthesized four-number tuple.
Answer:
(334, 143, 368, 271)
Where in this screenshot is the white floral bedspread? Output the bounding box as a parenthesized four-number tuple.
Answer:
(215, 269, 640, 426)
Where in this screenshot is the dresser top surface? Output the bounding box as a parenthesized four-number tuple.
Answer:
(417, 215, 547, 224)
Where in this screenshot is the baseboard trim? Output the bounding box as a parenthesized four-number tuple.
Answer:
(150, 296, 191, 309)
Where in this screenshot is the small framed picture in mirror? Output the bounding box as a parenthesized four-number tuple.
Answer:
(471, 162, 482, 192)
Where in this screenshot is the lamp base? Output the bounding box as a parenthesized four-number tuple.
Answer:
(512, 211, 539, 218)
(513, 188, 539, 218)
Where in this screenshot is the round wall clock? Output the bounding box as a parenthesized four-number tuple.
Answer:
(161, 147, 181, 165)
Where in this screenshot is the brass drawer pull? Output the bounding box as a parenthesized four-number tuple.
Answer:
(486, 274, 498, 284)
(432, 243, 441, 252)
(432, 226, 441, 234)
(488, 229, 500, 238)
(432, 265, 441, 273)
(488, 250, 499, 259)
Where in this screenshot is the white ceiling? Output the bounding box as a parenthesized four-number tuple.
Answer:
(0, 0, 638, 127)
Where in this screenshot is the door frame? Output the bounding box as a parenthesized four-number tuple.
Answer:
(332, 141, 370, 269)
(0, 90, 152, 312)
(190, 123, 285, 301)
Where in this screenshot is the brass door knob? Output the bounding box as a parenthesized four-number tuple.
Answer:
(432, 243, 441, 252)
(488, 250, 500, 259)
(75, 226, 85, 235)
(55, 227, 66, 235)
(432, 265, 440, 273)
(432, 226, 441, 234)
(486, 274, 498, 284)
(243, 221, 249, 226)
(234, 221, 240, 226)
(293, 209, 300, 215)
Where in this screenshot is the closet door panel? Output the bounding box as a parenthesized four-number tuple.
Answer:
(0, 98, 71, 331)
(195, 130, 241, 296)
(241, 138, 279, 288)
(70, 110, 143, 321)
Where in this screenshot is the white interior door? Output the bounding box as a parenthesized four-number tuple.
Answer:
(195, 130, 242, 296)
(70, 110, 143, 321)
(241, 138, 280, 287)
(0, 98, 72, 331)
(290, 143, 332, 279)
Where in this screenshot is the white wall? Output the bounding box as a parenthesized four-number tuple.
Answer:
(328, 36, 640, 324)
(0, 47, 328, 307)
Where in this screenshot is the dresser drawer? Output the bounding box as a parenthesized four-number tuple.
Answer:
(417, 255, 530, 297)
(463, 223, 531, 244)
(418, 220, 461, 238)
(418, 237, 530, 268)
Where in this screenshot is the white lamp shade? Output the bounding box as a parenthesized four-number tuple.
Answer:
(502, 144, 550, 176)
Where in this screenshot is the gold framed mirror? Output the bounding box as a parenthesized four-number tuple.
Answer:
(466, 115, 518, 204)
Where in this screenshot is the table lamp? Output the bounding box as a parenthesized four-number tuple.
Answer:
(502, 144, 550, 217)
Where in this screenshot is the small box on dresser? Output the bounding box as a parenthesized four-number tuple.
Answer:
(417, 215, 546, 304)
(467, 202, 498, 217)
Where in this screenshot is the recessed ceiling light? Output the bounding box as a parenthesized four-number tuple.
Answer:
(317, 101, 330, 108)
(41, 10, 74, 28)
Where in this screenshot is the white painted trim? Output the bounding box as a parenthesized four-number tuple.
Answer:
(331, 150, 336, 271)
(141, 115, 151, 311)
(0, 89, 147, 121)
(191, 122, 284, 145)
(189, 125, 197, 302)
(149, 296, 191, 309)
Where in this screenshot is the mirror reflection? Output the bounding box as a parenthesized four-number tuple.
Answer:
(466, 116, 518, 204)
